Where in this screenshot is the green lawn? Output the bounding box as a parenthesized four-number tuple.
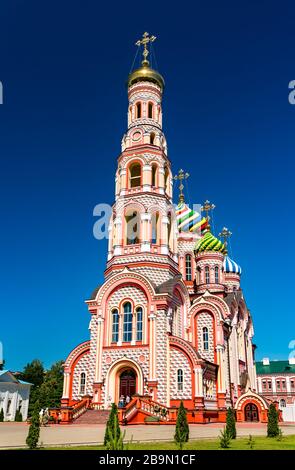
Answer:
(45, 435, 295, 450)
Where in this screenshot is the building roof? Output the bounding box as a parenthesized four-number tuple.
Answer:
(0, 370, 33, 385)
(223, 255, 242, 275)
(256, 360, 295, 375)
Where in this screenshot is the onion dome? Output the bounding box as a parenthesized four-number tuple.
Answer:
(127, 62, 165, 90)
(195, 231, 226, 254)
(223, 255, 242, 275)
(176, 202, 208, 233)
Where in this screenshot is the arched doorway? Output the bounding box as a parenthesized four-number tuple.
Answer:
(245, 403, 259, 422)
(119, 369, 136, 400)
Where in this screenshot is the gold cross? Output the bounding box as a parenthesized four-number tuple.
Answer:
(135, 32, 157, 65)
(219, 227, 232, 246)
(173, 169, 190, 203)
(201, 200, 216, 219)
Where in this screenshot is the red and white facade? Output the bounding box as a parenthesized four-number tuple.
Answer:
(60, 46, 265, 424)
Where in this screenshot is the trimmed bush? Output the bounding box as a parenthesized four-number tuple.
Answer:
(225, 407, 236, 439)
(104, 403, 121, 447)
(15, 409, 23, 422)
(267, 403, 280, 437)
(0, 409, 4, 422)
(219, 427, 231, 448)
(26, 400, 40, 449)
(174, 401, 189, 450)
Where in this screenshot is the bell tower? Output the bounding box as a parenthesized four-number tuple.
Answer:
(106, 33, 179, 285)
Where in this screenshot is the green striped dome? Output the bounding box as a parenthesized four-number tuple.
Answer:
(195, 231, 226, 254)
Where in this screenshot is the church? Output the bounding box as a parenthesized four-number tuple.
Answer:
(60, 34, 268, 424)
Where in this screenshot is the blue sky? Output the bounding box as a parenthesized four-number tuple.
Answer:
(0, 0, 294, 370)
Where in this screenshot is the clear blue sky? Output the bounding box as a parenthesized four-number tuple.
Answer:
(0, 0, 294, 371)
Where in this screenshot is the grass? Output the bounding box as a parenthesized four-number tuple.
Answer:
(45, 435, 295, 450)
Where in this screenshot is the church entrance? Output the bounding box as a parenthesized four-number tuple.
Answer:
(119, 369, 136, 401)
(245, 403, 259, 422)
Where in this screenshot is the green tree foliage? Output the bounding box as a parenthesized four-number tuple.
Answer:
(26, 400, 40, 449)
(104, 403, 121, 447)
(174, 401, 189, 450)
(267, 403, 280, 437)
(219, 427, 231, 448)
(19, 359, 44, 413)
(38, 360, 64, 409)
(225, 407, 236, 439)
(0, 409, 4, 422)
(15, 409, 23, 422)
(106, 414, 126, 450)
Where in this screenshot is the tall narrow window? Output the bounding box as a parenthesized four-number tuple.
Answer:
(136, 102, 141, 118)
(150, 132, 155, 145)
(129, 163, 141, 188)
(177, 369, 183, 391)
(148, 102, 153, 118)
(205, 266, 210, 284)
(136, 307, 143, 341)
(185, 254, 192, 281)
(151, 163, 157, 185)
(123, 302, 132, 342)
(79, 373, 86, 395)
(125, 211, 140, 245)
(215, 266, 219, 284)
(112, 308, 119, 342)
(203, 327, 209, 351)
(164, 166, 169, 193)
(152, 212, 159, 244)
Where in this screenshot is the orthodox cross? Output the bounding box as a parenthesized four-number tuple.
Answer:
(201, 200, 215, 220)
(173, 169, 190, 203)
(219, 226, 232, 249)
(136, 32, 156, 65)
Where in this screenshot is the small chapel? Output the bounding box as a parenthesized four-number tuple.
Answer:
(59, 33, 269, 424)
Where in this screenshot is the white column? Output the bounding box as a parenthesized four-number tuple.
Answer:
(216, 345, 226, 393)
(272, 377, 276, 393)
(95, 317, 104, 382)
(149, 313, 156, 380)
(140, 213, 151, 252)
(258, 377, 262, 393)
(194, 368, 203, 397)
(286, 376, 291, 393)
(113, 216, 123, 256)
(62, 371, 71, 399)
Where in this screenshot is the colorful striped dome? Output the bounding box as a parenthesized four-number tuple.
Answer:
(195, 231, 226, 254)
(176, 202, 208, 233)
(223, 255, 242, 275)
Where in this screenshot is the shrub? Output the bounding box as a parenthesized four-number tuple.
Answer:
(174, 401, 189, 450)
(247, 434, 255, 449)
(104, 403, 121, 447)
(26, 400, 40, 449)
(0, 409, 4, 422)
(225, 407, 236, 439)
(15, 409, 23, 422)
(219, 427, 231, 449)
(267, 403, 280, 437)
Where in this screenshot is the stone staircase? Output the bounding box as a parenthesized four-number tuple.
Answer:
(73, 409, 110, 425)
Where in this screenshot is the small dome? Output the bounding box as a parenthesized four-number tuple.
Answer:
(176, 202, 208, 233)
(223, 255, 242, 275)
(195, 231, 226, 254)
(127, 62, 165, 90)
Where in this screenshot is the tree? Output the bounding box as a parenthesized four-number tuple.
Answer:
(15, 409, 23, 422)
(19, 359, 44, 414)
(0, 409, 4, 422)
(26, 400, 40, 449)
(174, 401, 189, 450)
(104, 403, 121, 447)
(219, 427, 231, 448)
(267, 403, 280, 437)
(225, 407, 236, 439)
(106, 414, 126, 450)
(38, 360, 64, 409)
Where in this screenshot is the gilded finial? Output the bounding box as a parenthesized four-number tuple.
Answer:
(201, 200, 215, 232)
(219, 227, 232, 254)
(174, 169, 190, 204)
(135, 32, 157, 66)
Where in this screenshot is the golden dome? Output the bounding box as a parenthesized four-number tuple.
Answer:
(127, 61, 165, 90)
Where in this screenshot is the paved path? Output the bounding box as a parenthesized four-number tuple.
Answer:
(0, 422, 295, 448)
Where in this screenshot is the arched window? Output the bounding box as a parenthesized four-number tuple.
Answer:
(112, 308, 119, 343)
(136, 102, 141, 118)
(136, 307, 143, 341)
(150, 132, 155, 145)
(125, 211, 140, 245)
(123, 302, 132, 342)
(148, 102, 153, 118)
(177, 369, 183, 391)
(79, 373, 86, 395)
(215, 266, 219, 284)
(152, 212, 159, 244)
(185, 254, 192, 281)
(203, 327, 209, 350)
(129, 163, 141, 188)
(205, 266, 210, 284)
(151, 163, 157, 186)
(167, 212, 172, 249)
(6, 399, 11, 414)
(280, 399, 286, 408)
